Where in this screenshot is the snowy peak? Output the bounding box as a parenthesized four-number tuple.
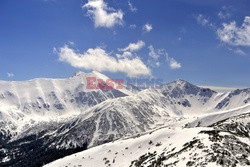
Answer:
(216, 88, 250, 110)
(71, 71, 89, 78)
(71, 70, 109, 80)
(0, 71, 133, 141)
(164, 79, 215, 93)
(161, 79, 216, 100)
(169, 79, 194, 87)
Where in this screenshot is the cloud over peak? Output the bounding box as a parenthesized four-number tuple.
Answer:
(57, 45, 150, 77)
(83, 0, 123, 28)
(167, 57, 182, 69)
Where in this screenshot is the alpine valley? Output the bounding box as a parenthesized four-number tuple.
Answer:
(0, 71, 249, 167)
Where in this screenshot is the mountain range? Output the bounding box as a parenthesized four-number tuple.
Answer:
(0, 71, 249, 167)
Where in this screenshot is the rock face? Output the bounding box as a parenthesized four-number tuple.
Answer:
(0, 72, 250, 167)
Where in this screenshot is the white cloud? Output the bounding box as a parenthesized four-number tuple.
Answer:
(119, 40, 145, 52)
(234, 48, 246, 56)
(148, 45, 160, 67)
(217, 16, 250, 46)
(116, 51, 133, 59)
(167, 57, 182, 69)
(148, 45, 159, 60)
(147, 45, 181, 69)
(7, 72, 14, 78)
(82, 0, 123, 28)
(128, 1, 137, 12)
(143, 23, 153, 32)
(57, 45, 150, 77)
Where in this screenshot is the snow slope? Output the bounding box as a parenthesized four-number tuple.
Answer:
(44, 127, 206, 167)
(45, 113, 250, 167)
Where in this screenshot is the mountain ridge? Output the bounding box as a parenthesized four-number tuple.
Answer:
(0, 71, 249, 167)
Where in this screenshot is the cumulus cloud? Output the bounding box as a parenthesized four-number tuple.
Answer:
(57, 45, 150, 77)
(82, 0, 123, 28)
(7, 72, 14, 78)
(217, 16, 250, 46)
(119, 40, 145, 52)
(167, 57, 182, 69)
(128, 1, 137, 12)
(143, 23, 153, 32)
(116, 51, 133, 59)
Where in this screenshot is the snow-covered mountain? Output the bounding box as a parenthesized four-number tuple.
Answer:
(0, 71, 249, 167)
(0, 71, 132, 140)
(44, 113, 250, 167)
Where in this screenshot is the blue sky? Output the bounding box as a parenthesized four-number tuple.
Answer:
(0, 0, 250, 87)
